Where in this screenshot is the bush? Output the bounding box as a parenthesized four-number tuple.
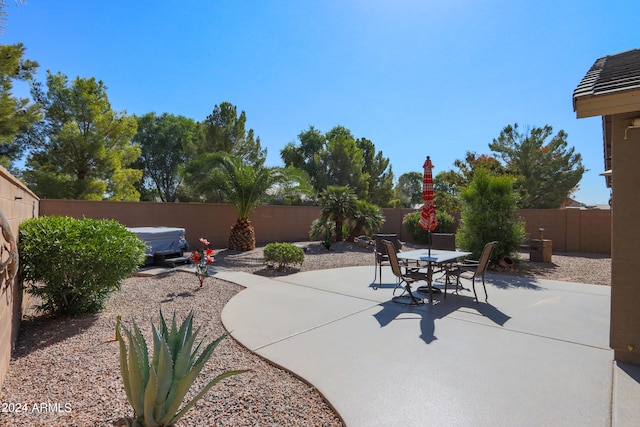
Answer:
(19, 216, 147, 315)
(456, 169, 526, 262)
(402, 210, 456, 244)
(309, 219, 335, 250)
(116, 310, 247, 427)
(263, 242, 304, 270)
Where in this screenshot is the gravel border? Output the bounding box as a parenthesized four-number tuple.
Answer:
(1, 241, 611, 426)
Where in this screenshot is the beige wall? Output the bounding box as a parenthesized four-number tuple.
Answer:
(40, 201, 611, 254)
(517, 208, 611, 254)
(39, 200, 322, 250)
(608, 112, 640, 364)
(0, 167, 39, 389)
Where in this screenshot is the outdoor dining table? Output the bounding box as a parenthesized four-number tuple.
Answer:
(396, 249, 471, 304)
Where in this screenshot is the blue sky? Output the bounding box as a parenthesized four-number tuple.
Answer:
(3, 1, 638, 205)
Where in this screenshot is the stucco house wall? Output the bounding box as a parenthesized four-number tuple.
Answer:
(574, 48, 640, 364)
(0, 166, 39, 388)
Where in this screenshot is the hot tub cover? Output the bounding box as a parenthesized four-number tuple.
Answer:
(127, 227, 189, 257)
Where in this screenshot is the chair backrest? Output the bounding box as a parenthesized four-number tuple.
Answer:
(375, 234, 402, 255)
(430, 233, 456, 251)
(476, 241, 498, 275)
(382, 240, 404, 278)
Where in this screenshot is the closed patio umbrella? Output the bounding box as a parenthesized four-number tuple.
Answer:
(418, 156, 438, 255)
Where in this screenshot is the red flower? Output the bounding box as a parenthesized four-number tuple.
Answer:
(190, 251, 202, 263)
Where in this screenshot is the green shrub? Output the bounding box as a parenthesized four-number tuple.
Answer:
(456, 169, 526, 262)
(402, 210, 456, 244)
(309, 219, 335, 250)
(116, 311, 247, 427)
(263, 242, 304, 270)
(19, 216, 147, 315)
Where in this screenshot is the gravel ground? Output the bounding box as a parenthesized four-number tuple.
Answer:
(1, 241, 611, 426)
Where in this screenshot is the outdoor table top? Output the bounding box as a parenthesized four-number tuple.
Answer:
(397, 249, 471, 263)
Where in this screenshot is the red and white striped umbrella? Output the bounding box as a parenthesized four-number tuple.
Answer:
(418, 156, 438, 232)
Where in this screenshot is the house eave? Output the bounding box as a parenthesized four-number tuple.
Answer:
(574, 88, 640, 118)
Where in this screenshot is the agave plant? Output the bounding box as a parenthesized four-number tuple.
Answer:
(116, 311, 248, 427)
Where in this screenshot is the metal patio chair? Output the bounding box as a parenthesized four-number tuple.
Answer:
(445, 241, 497, 302)
(383, 239, 427, 305)
(373, 234, 403, 284)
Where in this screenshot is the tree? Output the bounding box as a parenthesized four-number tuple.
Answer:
(358, 137, 395, 206)
(23, 71, 140, 200)
(186, 154, 303, 250)
(346, 200, 385, 242)
(317, 185, 358, 242)
(435, 151, 507, 213)
(318, 127, 368, 199)
(281, 125, 394, 205)
(456, 169, 525, 263)
(281, 126, 324, 183)
(133, 112, 199, 201)
(0, 42, 40, 169)
(394, 171, 422, 208)
(489, 123, 585, 208)
(199, 102, 265, 164)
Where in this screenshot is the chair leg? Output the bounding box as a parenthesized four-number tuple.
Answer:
(404, 282, 422, 305)
(471, 278, 479, 303)
(444, 274, 449, 299)
(481, 276, 488, 301)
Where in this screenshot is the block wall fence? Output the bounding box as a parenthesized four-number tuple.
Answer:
(0, 196, 611, 389)
(39, 200, 611, 255)
(0, 167, 39, 389)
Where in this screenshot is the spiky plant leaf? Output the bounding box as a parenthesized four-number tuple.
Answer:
(167, 370, 249, 425)
(152, 326, 175, 420)
(143, 362, 159, 427)
(117, 311, 249, 427)
(116, 316, 134, 409)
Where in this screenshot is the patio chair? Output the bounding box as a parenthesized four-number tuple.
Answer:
(382, 239, 426, 305)
(444, 241, 498, 302)
(373, 234, 403, 284)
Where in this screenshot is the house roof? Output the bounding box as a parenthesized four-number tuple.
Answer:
(573, 48, 640, 118)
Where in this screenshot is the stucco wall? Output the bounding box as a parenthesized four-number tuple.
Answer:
(39, 200, 322, 250)
(40, 201, 611, 254)
(609, 112, 640, 363)
(0, 166, 39, 389)
(517, 208, 611, 254)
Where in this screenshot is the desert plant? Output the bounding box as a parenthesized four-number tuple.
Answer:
(116, 311, 248, 427)
(264, 242, 304, 270)
(403, 210, 456, 244)
(317, 185, 358, 242)
(346, 200, 385, 242)
(184, 154, 308, 251)
(309, 219, 335, 250)
(18, 216, 147, 315)
(456, 169, 526, 262)
(188, 237, 214, 287)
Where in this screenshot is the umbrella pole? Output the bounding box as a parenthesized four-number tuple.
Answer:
(428, 230, 431, 257)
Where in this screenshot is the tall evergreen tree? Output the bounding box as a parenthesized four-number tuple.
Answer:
(133, 112, 199, 201)
(0, 41, 40, 169)
(281, 125, 394, 206)
(22, 71, 140, 200)
(199, 102, 265, 164)
(357, 137, 394, 207)
(489, 123, 585, 208)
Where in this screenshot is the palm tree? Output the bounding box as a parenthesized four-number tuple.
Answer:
(346, 200, 385, 242)
(187, 154, 305, 250)
(318, 185, 358, 242)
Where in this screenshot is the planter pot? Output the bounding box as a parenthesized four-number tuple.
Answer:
(498, 256, 514, 269)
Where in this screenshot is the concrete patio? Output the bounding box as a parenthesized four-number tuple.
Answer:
(209, 265, 640, 426)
